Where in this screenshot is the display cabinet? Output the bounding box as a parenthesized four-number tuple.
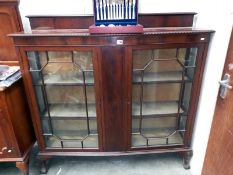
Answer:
(10, 13, 214, 173)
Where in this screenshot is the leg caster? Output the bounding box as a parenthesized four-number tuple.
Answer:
(183, 150, 193, 169)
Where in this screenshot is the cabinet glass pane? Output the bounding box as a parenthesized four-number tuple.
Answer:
(27, 51, 98, 149)
(132, 117, 184, 147)
(42, 119, 98, 148)
(132, 83, 182, 117)
(131, 48, 197, 148)
(42, 85, 96, 118)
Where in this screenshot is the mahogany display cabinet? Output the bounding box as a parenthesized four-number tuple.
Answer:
(10, 13, 214, 173)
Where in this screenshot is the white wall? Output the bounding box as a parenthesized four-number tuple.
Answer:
(190, 1, 233, 174)
(18, 1, 233, 175)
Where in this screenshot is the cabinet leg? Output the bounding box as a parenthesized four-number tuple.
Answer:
(16, 160, 29, 175)
(39, 158, 49, 174)
(182, 150, 193, 169)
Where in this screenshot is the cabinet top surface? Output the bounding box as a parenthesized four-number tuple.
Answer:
(10, 27, 214, 37)
(10, 27, 214, 46)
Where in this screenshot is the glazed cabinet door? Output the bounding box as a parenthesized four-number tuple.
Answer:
(126, 45, 201, 149)
(25, 49, 101, 150)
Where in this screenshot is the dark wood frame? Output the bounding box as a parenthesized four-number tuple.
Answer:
(10, 13, 214, 173)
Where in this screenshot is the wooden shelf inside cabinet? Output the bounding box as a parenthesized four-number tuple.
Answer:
(133, 71, 192, 84)
(43, 125, 98, 139)
(33, 73, 94, 86)
(43, 104, 97, 119)
(132, 101, 184, 117)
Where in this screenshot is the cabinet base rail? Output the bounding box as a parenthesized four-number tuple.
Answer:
(37, 148, 193, 174)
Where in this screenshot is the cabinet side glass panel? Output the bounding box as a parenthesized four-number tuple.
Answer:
(27, 51, 98, 149)
(131, 48, 197, 148)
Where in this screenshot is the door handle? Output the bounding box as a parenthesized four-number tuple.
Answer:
(219, 74, 232, 99)
(219, 80, 232, 89)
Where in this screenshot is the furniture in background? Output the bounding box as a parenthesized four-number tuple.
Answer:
(0, 1, 35, 175)
(0, 79, 34, 175)
(11, 13, 213, 173)
(0, 0, 22, 66)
